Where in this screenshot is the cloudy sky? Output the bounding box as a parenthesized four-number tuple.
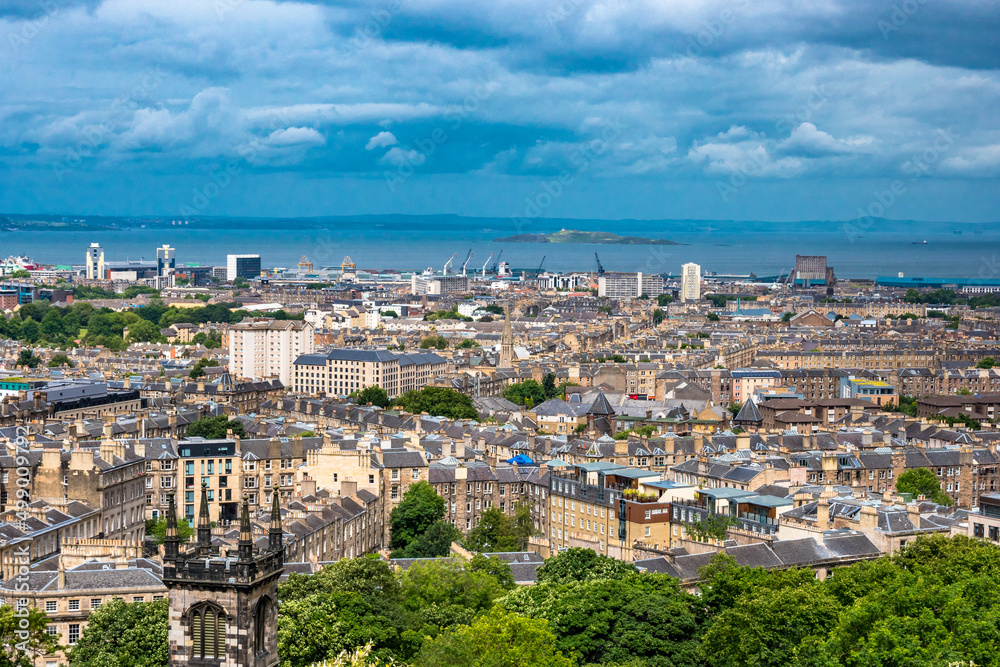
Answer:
(1, 0, 998, 221)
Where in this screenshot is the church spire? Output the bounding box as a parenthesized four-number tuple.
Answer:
(196, 482, 212, 552)
(164, 491, 180, 562)
(268, 491, 283, 553)
(500, 301, 513, 367)
(238, 493, 254, 562)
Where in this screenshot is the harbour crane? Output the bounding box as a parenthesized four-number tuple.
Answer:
(594, 253, 605, 275)
(460, 249, 473, 276)
(536, 255, 546, 276)
(490, 250, 503, 274)
(443, 253, 457, 275)
(480, 252, 494, 277)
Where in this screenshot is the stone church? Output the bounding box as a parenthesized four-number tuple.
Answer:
(162, 486, 284, 666)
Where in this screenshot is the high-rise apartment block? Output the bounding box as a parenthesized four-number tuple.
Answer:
(85, 242, 104, 279)
(681, 262, 701, 302)
(228, 318, 315, 387)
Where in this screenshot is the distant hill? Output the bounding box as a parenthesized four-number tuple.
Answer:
(492, 229, 681, 245)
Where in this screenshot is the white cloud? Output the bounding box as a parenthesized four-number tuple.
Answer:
(365, 131, 397, 150)
(940, 145, 1000, 175)
(266, 127, 325, 147)
(380, 147, 425, 167)
(778, 122, 861, 157)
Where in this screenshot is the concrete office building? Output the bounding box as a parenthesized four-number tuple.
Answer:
(681, 262, 701, 302)
(227, 254, 262, 281)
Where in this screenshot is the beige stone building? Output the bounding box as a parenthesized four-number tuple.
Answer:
(229, 318, 315, 387)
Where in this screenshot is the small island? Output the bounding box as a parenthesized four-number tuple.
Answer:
(493, 229, 681, 245)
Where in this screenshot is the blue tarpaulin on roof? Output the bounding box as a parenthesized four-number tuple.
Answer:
(507, 454, 535, 465)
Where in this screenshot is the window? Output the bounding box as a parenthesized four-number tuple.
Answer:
(47, 625, 58, 636)
(68, 624, 80, 644)
(46, 601, 57, 612)
(68, 600, 80, 611)
(133, 596, 144, 603)
(254, 597, 271, 656)
(91, 599, 102, 609)
(412, 468, 419, 480)
(190, 604, 225, 660)
(368, 475, 375, 484)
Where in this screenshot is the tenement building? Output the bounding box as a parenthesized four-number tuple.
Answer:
(292, 349, 446, 398)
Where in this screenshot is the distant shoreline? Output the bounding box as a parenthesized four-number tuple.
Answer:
(492, 230, 682, 245)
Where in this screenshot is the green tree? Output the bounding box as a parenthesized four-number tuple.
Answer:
(356, 385, 391, 409)
(19, 319, 40, 344)
(186, 415, 245, 439)
(781, 311, 794, 322)
(16, 349, 40, 368)
(144, 516, 194, 545)
(464, 504, 534, 553)
(396, 520, 463, 558)
(277, 557, 408, 666)
(705, 312, 720, 322)
(419, 335, 449, 350)
(535, 546, 637, 584)
(67, 598, 169, 667)
(700, 583, 840, 667)
(413, 607, 574, 667)
(126, 318, 161, 343)
(542, 372, 558, 399)
(468, 554, 515, 590)
(896, 467, 952, 505)
(279, 555, 402, 605)
(656, 293, 674, 306)
(455, 339, 481, 349)
(47, 353, 73, 367)
(392, 387, 478, 420)
(652, 308, 665, 325)
(976, 356, 996, 369)
(400, 558, 506, 636)
(389, 481, 447, 553)
(0, 605, 59, 667)
(502, 380, 547, 407)
(500, 572, 704, 667)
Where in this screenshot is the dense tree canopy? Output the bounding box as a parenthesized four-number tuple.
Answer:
(896, 468, 952, 505)
(185, 415, 245, 439)
(391, 387, 478, 420)
(67, 598, 169, 667)
(356, 385, 391, 409)
(389, 482, 449, 555)
(535, 547, 637, 584)
(0, 605, 58, 667)
(463, 504, 534, 553)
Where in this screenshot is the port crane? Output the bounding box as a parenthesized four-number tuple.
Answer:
(443, 253, 457, 275)
(489, 250, 503, 274)
(480, 252, 494, 277)
(594, 253, 605, 275)
(536, 255, 546, 277)
(460, 249, 473, 276)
